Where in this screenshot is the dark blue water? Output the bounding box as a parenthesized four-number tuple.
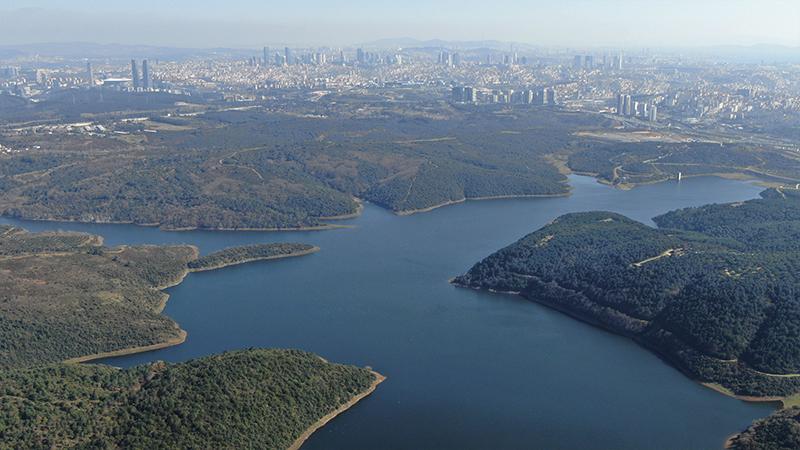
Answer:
(1, 175, 775, 450)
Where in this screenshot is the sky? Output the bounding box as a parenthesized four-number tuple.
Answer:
(1, 0, 799, 48)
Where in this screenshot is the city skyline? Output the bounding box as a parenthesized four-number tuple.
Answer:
(1, 0, 799, 48)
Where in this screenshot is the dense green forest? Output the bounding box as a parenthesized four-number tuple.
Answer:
(0, 226, 318, 368)
(0, 104, 606, 229)
(729, 407, 800, 450)
(454, 187, 800, 397)
(0, 349, 379, 450)
(0, 226, 196, 368)
(0, 227, 376, 448)
(188, 243, 318, 271)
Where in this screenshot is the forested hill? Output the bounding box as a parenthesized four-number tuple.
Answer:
(654, 187, 800, 251)
(0, 349, 380, 450)
(0, 227, 318, 368)
(0, 229, 382, 449)
(0, 107, 604, 230)
(454, 188, 800, 398)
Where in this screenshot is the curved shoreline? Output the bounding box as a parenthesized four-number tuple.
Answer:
(63, 245, 319, 365)
(288, 371, 386, 450)
(450, 280, 789, 407)
(318, 198, 364, 221)
(187, 246, 321, 273)
(395, 192, 570, 216)
(0, 214, 352, 233)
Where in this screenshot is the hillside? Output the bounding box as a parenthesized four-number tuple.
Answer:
(0, 104, 604, 229)
(0, 349, 381, 450)
(0, 227, 316, 368)
(568, 140, 800, 188)
(454, 187, 800, 398)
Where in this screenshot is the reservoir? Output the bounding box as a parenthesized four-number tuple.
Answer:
(1, 175, 775, 450)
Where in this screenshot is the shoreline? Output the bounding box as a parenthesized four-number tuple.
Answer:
(0, 213, 352, 233)
(395, 191, 570, 216)
(187, 246, 321, 273)
(288, 371, 386, 450)
(450, 280, 791, 408)
(573, 168, 785, 191)
(64, 245, 320, 364)
(318, 198, 364, 221)
(63, 329, 188, 365)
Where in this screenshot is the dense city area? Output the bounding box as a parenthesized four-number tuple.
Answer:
(2, 43, 799, 135)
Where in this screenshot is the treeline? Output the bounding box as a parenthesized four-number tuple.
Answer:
(188, 243, 317, 271)
(455, 189, 800, 397)
(0, 349, 377, 450)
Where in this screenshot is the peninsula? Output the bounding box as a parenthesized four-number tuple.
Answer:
(454, 187, 800, 445)
(0, 226, 382, 449)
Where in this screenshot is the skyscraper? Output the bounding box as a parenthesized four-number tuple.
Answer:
(536, 88, 546, 105)
(573, 55, 583, 70)
(356, 48, 365, 64)
(86, 61, 94, 86)
(525, 89, 534, 104)
(648, 105, 658, 122)
(617, 94, 625, 115)
(546, 88, 557, 105)
(263, 47, 270, 66)
(624, 95, 633, 116)
(284, 47, 294, 65)
(131, 59, 140, 90)
(141, 59, 151, 90)
(464, 86, 476, 103)
(452, 86, 465, 102)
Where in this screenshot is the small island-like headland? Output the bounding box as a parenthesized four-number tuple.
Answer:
(394, 191, 570, 216)
(454, 186, 800, 446)
(188, 243, 320, 272)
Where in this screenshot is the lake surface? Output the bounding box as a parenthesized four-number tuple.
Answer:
(1, 175, 775, 450)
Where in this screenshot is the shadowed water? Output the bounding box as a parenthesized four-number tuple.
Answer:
(1, 175, 775, 450)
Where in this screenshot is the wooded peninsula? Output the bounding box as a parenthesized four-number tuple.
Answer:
(0, 227, 380, 449)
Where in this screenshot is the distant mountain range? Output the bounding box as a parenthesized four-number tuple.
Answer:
(358, 37, 540, 51)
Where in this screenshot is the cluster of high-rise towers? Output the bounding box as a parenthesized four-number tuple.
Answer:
(130, 59, 152, 91)
(617, 93, 657, 121)
(452, 86, 557, 105)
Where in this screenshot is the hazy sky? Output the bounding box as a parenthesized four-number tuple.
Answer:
(1, 0, 799, 48)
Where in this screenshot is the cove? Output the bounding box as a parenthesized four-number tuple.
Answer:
(0, 175, 776, 450)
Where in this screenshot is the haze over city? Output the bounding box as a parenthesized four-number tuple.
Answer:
(1, 0, 799, 48)
(4, 2, 800, 450)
